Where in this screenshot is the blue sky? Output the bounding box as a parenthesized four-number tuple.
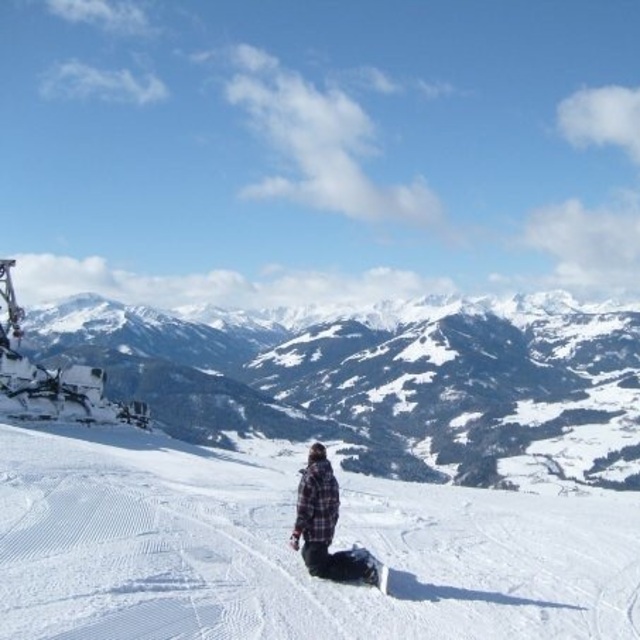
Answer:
(2, 0, 640, 310)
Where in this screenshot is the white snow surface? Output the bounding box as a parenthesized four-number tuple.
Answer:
(497, 380, 640, 487)
(249, 324, 357, 369)
(394, 325, 458, 365)
(2, 421, 640, 639)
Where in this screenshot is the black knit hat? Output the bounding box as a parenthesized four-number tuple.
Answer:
(308, 442, 327, 463)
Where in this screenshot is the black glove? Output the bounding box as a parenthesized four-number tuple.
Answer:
(289, 530, 301, 551)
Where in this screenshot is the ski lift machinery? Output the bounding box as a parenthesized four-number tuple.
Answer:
(0, 259, 150, 427)
(0, 259, 25, 349)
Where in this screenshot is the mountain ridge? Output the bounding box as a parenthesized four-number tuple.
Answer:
(8, 289, 640, 493)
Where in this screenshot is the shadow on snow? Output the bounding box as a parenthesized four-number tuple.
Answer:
(389, 569, 586, 610)
(11, 422, 262, 468)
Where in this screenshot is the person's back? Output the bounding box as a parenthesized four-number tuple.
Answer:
(296, 456, 339, 543)
(290, 442, 379, 586)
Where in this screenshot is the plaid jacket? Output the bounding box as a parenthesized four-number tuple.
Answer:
(294, 459, 340, 543)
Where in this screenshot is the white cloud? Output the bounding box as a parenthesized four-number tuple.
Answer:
(558, 85, 640, 164)
(6, 254, 455, 310)
(9, 255, 120, 304)
(189, 50, 217, 65)
(46, 0, 152, 36)
(224, 44, 443, 227)
(231, 44, 279, 73)
(252, 266, 455, 309)
(336, 67, 458, 100)
(416, 80, 455, 100)
(352, 67, 402, 94)
(40, 60, 169, 105)
(524, 195, 640, 297)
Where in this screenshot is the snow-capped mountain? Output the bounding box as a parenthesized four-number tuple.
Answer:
(10, 290, 640, 494)
(23, 293, 258, 374)
(171, 302, 290, 350)
(15, 294, 348, 450)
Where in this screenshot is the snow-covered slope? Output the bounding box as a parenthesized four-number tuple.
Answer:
(2, 420, 640, 639)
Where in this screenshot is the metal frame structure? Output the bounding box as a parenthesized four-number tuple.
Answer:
(0, 259, 25, 349)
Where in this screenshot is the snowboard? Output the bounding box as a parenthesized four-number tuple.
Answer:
(350, 544, 390, 595)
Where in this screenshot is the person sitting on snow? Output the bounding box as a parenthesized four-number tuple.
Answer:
(289, 442, 379, 586)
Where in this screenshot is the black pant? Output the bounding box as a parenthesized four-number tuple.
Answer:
(301, 541, 368, 582)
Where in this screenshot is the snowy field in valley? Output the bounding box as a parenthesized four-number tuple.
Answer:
(2, 422, 640, 639)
